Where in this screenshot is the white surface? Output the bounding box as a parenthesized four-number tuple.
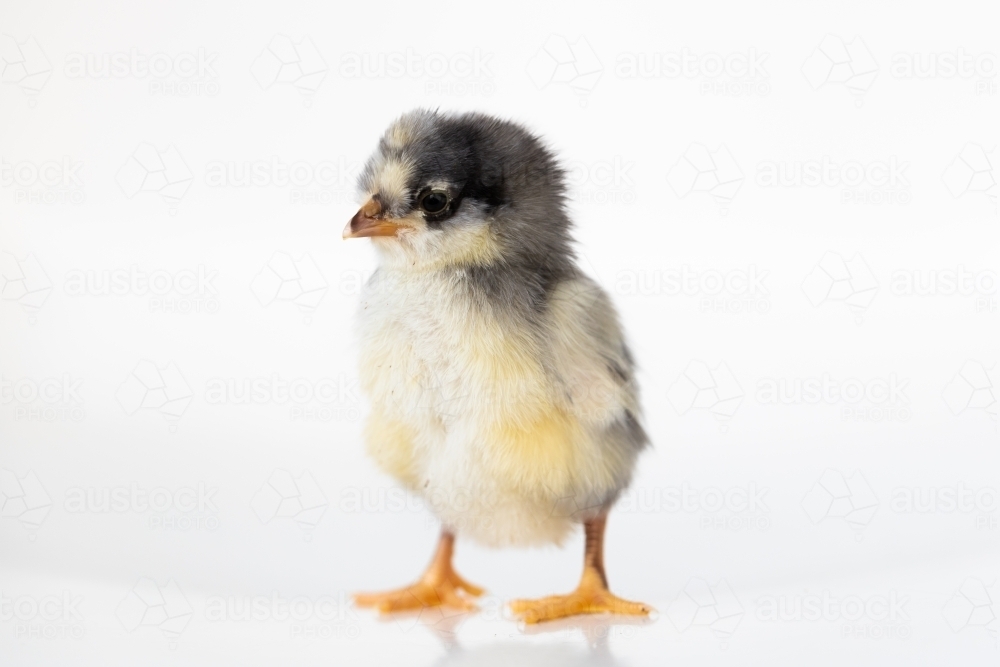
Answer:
(1, 0, 997, 665)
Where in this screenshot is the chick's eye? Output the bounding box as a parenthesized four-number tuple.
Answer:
(419, 191, 449, 214)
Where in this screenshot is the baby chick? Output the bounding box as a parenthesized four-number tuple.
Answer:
(344, 110, 651, 623)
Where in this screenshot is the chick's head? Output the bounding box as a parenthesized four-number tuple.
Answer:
(345, 109, 574, 272)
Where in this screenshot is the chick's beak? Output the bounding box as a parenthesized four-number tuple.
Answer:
(343, 196, 402, 239)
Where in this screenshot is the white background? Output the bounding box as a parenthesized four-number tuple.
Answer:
(1, 1, 998, 665)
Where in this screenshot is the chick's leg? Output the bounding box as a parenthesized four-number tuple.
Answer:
(354, 530, 484, 613)
(510, 514, 652, 623)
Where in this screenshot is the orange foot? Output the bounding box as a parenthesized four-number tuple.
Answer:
(510, 568, 652, 624)
(354, 532, 484, 613)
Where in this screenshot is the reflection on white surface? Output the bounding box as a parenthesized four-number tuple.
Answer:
(3, 564, 998, 666)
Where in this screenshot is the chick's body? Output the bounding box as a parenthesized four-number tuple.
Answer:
(358, 265, 643, 547)
(347, 110, 650, 622)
